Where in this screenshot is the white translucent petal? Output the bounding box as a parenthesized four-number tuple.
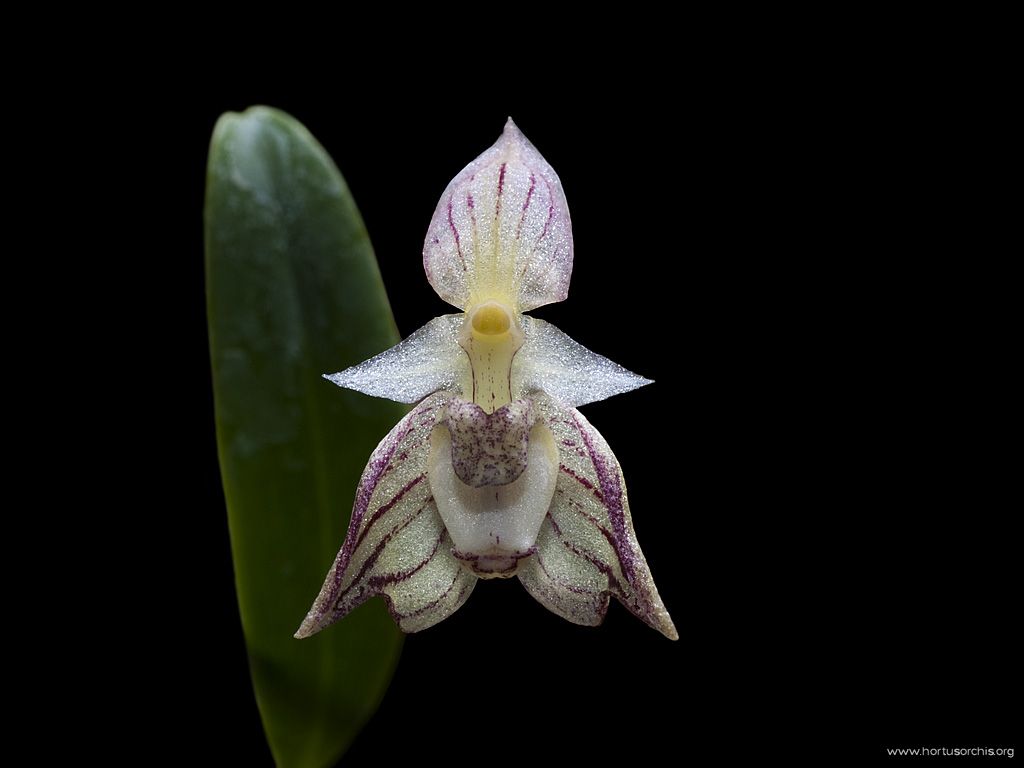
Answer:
(324, 315, 468, 404)
(423, 118, 573, 312)
(517, 393, 678, 640)
(512, 317, 652, 407)
(295, 392, 477, 636)
(427, 417, 559, 578)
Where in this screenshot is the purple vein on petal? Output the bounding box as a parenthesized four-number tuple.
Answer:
(565, 421, 634, 581)
(447, 199, 467, 272)
(535, 177, 556, 245)
(353, 475, 426, 552)
(559, 464, 602, 500)
(551, 490, 619, 557)
(400, 566, 461, 620)
(337, 505, 432, 608)
(535, 552, 597, 596)
(365, 532, 443, 591)
(333, 419, 417, 588)
(496, 162, 506, 217)
(515, 173, 536, 240)
(570, 414, 636, 582)
(547, 512, 622, 588)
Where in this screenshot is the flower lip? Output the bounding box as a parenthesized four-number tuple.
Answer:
(452, 547, 537, 579)
(428, 413, 559, 579)
(444, 397, 534, 487)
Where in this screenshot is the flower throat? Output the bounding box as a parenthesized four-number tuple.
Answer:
(459, 300, 523, 413)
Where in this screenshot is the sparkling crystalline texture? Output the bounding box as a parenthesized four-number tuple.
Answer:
(517, 393, 674, 636)
(513, 316, 652, 408)
(296, 119, 677, 641)
(423, 119, 573, 312)
(294, 393, 476, 635)
(323, 315, 467, 403)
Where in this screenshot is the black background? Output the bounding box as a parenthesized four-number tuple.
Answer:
(121, 44, 1016, 766)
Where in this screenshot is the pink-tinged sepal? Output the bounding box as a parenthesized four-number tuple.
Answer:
(423, 118, 573, 312)
(295, 392, 476, 636)
(518, 394, 678, 640)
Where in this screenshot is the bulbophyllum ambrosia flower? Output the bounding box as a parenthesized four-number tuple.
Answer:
(295, 119, 677, 640)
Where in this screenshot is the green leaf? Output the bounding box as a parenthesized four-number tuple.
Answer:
(205, 106, 405, 767)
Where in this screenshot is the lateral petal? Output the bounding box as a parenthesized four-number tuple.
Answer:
(423, 118, 573, 312)
(295, 392, 476, 636)
(518, 394, 677, 640)
(324, 315, 468, 404)
(512, 317, 652, 408)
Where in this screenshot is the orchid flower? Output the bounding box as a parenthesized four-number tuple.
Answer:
(295, 119, 677, 641)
